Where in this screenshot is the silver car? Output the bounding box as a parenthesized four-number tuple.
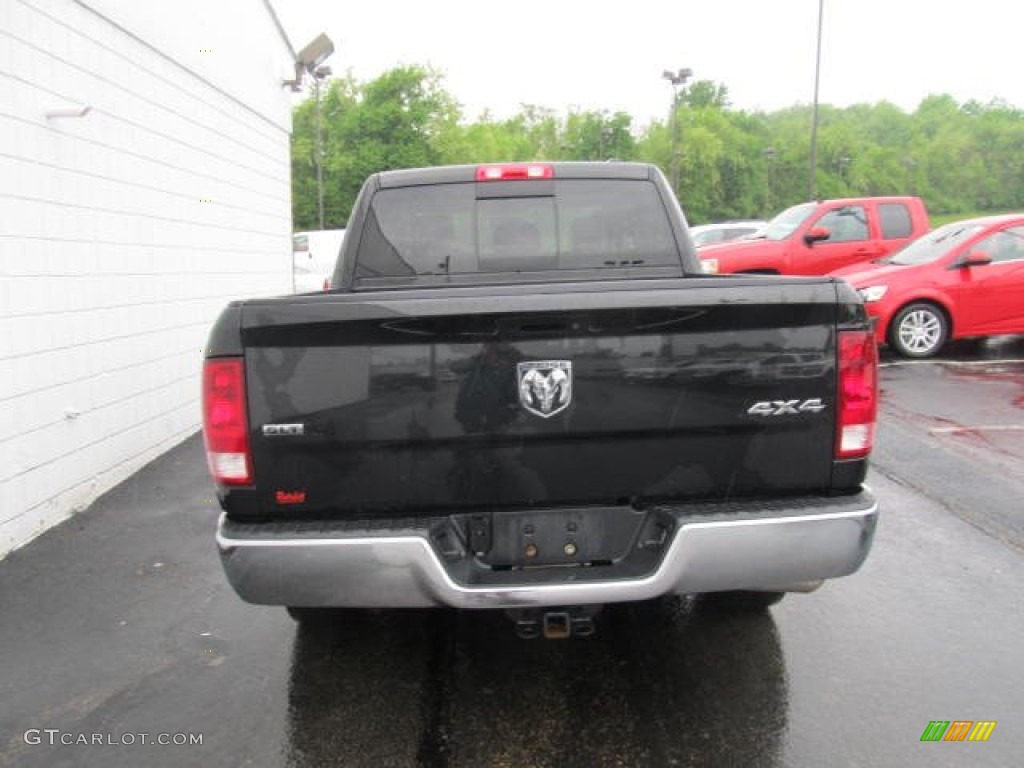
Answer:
(689, 220, 767, 247)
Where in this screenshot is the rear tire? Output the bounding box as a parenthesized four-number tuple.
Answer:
(889, 302, 948, 358)
(698, 590, 785, 613)
(286, 606, 346, 625)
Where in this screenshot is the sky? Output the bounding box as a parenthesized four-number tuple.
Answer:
(271, 0, 1022, 126)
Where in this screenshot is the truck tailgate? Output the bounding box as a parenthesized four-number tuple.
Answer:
(241, 278, 840, 517)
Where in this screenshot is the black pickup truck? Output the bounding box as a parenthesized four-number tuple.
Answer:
(203, 162, 879, 638)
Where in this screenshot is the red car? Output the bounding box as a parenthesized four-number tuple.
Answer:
(830, 214, 1024, 357)
(699, 196, 930, 275)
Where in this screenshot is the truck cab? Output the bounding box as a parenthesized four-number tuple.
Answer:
(699, 196, 929, 276)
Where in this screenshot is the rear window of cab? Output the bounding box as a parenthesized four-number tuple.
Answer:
(353, 179, 681, 287)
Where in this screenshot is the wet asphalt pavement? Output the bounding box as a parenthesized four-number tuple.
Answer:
(2, 339, 1023, 768)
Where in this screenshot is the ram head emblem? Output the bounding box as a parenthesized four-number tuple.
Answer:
(517, 361, 573, 419)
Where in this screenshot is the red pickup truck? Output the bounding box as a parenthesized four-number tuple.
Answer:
(699, 196, 929, 275)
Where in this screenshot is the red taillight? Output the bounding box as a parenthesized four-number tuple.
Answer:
(202, 358, 252, 485)
(475, 164, 554, 181)
(836, 331, 878, 459)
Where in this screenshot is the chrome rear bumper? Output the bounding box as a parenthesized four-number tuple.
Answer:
(216, 492, 877, 609)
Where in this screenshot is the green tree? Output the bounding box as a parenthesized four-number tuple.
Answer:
(561, 110, 636, 161)
(292, 66, 1024, 232)
(291, 66, 459, 230)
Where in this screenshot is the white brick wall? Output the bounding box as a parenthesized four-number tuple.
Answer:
(0, 0, 296, 555)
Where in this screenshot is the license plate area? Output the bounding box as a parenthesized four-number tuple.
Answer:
(473, 506, 651, 568)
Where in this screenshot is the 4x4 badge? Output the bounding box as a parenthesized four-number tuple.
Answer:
(518, 361, 572, 419)
(747, 398, 826, 417)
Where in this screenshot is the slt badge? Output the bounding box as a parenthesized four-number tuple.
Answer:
(518, 361, 572, 419)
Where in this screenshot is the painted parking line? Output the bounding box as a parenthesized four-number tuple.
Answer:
(929, 425, 1024, 435)
(880, 358, 1024, 369)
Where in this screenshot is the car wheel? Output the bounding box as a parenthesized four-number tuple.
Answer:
(286, 606, 346, 625)
(889, 302, 948, 358)
(698, 590, 785, 613)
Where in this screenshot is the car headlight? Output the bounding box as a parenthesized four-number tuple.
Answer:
(858, 285, 888, 303)
(702, 259, 719, 274)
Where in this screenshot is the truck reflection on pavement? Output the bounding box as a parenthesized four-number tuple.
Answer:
(284, 598, 788, 767)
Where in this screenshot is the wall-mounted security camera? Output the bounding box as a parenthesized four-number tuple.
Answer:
(297, 33, 334, 73)
(283, 33, 335, 91)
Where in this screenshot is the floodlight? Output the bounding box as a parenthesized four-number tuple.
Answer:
(297, 33, 334, 73)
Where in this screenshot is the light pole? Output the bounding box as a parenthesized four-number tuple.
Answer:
(289, 34, 335, 231)
(763, 146, 776, 214)
(312, 65, 331, 230)
(599, 126, 614, 160)
(662, 68, 693, 194)
(838, 154, 850, 186)
(808, 0, 824, 200)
